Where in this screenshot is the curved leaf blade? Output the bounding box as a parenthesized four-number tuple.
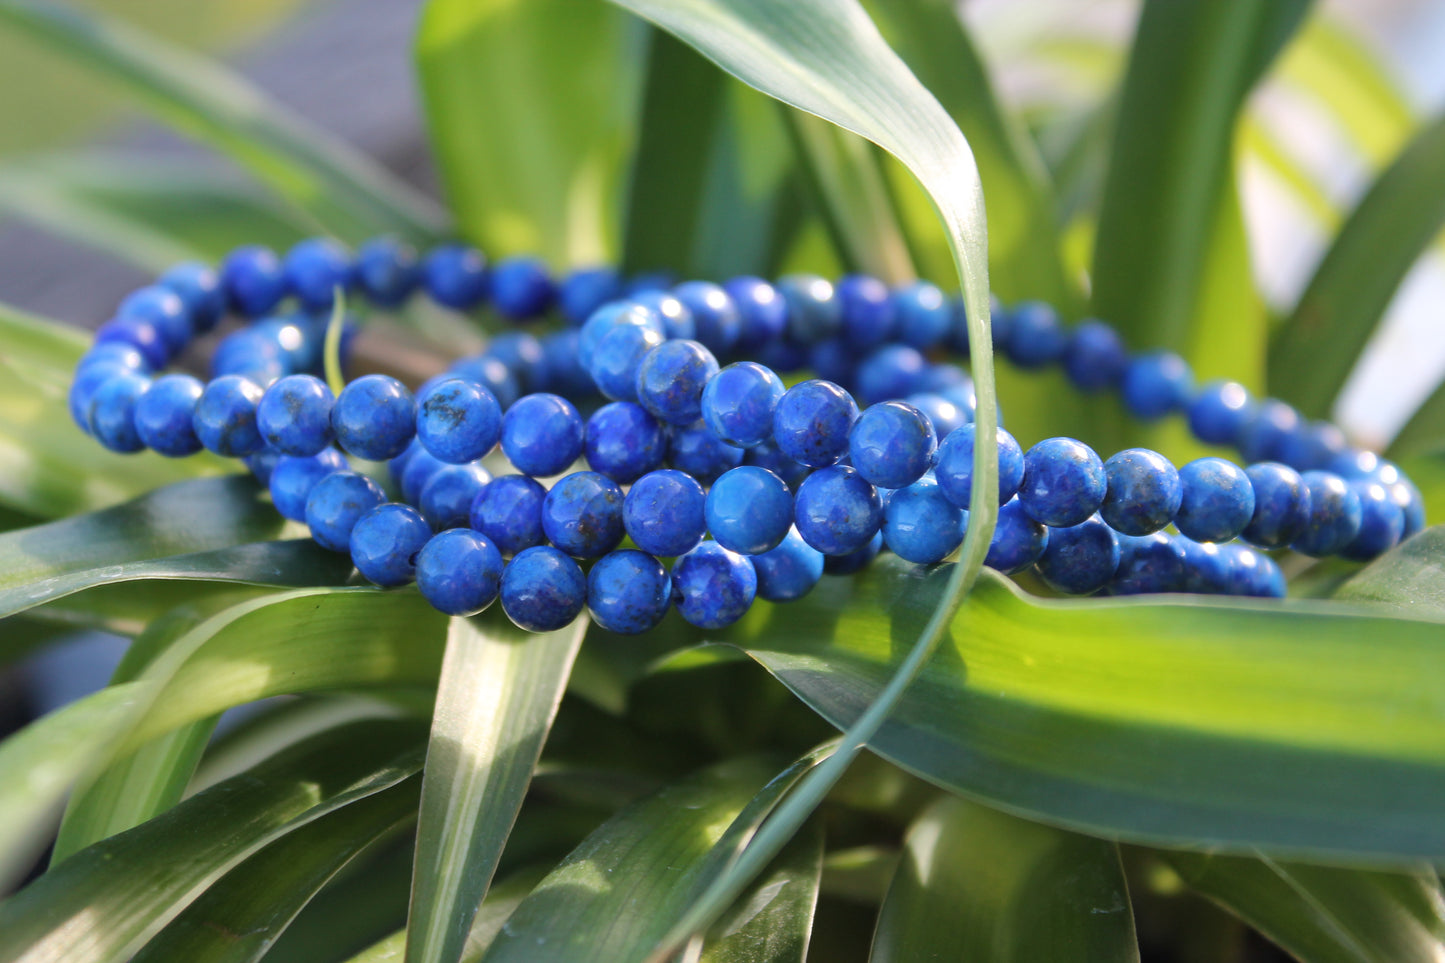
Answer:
(1333, 526, 1445, 619)
(699, 819, 823, 963)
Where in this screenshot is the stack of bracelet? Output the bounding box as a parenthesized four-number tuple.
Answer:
(68, 236, 1427, 636)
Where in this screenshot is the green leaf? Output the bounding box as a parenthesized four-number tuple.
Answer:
(1333, 526, 1445, 619)
(405, 611, 587, 963)
(0, 718, 426, 963)
(869, 796, 1137, 961)
(698, 819, 823, 963)
(0, 0, 445, 243)
(415, 0, 640, 264)
(1165, 851, 1445, 963)
(1391, 387, 1445, 459)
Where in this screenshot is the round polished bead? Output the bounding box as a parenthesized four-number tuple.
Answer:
(450, 355, 519, 409)
(726, 276, 788, 353)
(1279, 421, 1349, 473)
(744, 440, 811, 492)
(589, 318, 666, 402)
(672, 541, 757, 629)
(906, 392, 970, 439)
(1218, 543, 1286, 598)
(1340, 481, 1405, 561)
(470, 474, 547, 555)
(585, 402, 666, 483)
(269, 449, 348, 521)
(482, 332, 545, 393)
(211, 329, 284, 385)
(848, 401, 936, 490)
(580, 301, 666, 362)
(285, 238, 352, 311)
(636, 339, 719, 426)
(883, 475, 965, 565)
(70, 363, 132, 433)
(420, 463, 492, 530)
(1122, 351, 1192, 420)
(541, 471, 624, 558)
(1109, 532, 1187, 595)
(501, 545, 587, 631)
(415, 378, 502, 465)
(893, 281, 950, 350)
(1101, 449, 1181, 536)
(1390, 478, 1426, 540)
(752, 527, 825, 601)
(988, 298, 1013, 351)
(773, 380, 858, 468)
(673, 281, 740, 356)
(706, 466, 794, 556)
(222, 245, 288, 317)
(134, 374, 204, 457)
(1242, 462, 1310, 549)
(350, 503, 432, 587)
(305, 470, 386, 553)
(777, 274, 840, 345)
(1238, 400, 1302, 464)
(500, 392, 583, 477)
(668, 421, 744, 484)
(1004, 301, 1067, 368)
(1291, 471, 1363, 557)
(1018, 437, 1106, 527)
(984, 498, 1049, 574)
(95, 315, 169, 370)
(806, 339, 854, 388)
(854, 345, 927, 406)
(400, 448, 448, 505)
(256, 374, 334, 457)
(89, 372, 151, 453)
(78, 342, 148, 377)
(1187, 380, 1253, 446)
(1328, 449, 1395, 483)
(587, 549, 672, 635)
(1062, 320, 1127, 392)
(560, 267, 622, 326)
(824, 530, 883, 574)
(194, 374, 265, 456)
(701, 362, 785, 448)
(159, 261, 224, 333)
(624, 469, 707, 558)
(1034, 515, 1119, 595)
(355, 237, 420, 307)
(1176, 536, 1231, 594)
(491, 256, 555, 319)
(631, 291, 695, 341)
(1175, 457, 1255, 543)
(538, 330, 593, 398)
(118, 285, 189, 354)
(424, 243, 488, 310)
(794, 465, 882, 556)
(245, 449, 284, 486)
(836, 274, 895, 352)
(756, 340, 809, 375)
(934, 424, 1026, 509)
(332, 374, 416, 461)
(418, 528, 504, 617)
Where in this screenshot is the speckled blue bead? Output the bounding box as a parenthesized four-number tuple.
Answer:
(1018, 437, 1106, 527)
(893, 281, 950, 350)
(1122, 351, 1193, 420)
(354, 237, 420, 307)
(70, 363, 132, 433)
(777, 274, 840, 345)
(424, 243, 488, 310)
(332, 374, 416, 461)
(905, 393, 970, 439)
(210, 329, 284, 385)
(984, 498, 1049, 574)
(725, 276, 788, 353)
(1291, 471, 1363, 557)
(631, 291, 695, 341)
(1241, 462, 1309, 549)
(1340, 481, 1405, 561)
(585, 402, 666, 483)
(1108, 532, 1187, 595)
(77, 341, 148, 377)
(671, 281, 738, 356)
(773, 379, 857, 468)
(589, 318, 666, 402)
(541, 471, 624, 558)
(222, 245, 288, 317)
(447, 355, 518, 409)
(284, 238, 352, 311)
(95, 315, 170, 370)
(854, 345, 927, 406)
(705, 466, 793, 556)
(1187, 381, 1253, 446)
(117, 285, 189, 354)
(668, 421, 744, 484)
(159, 261, 224, 333)
(560, 267, 622, 326)
(305, 470, 386, 552)
(400, 448, 447, 504)
(350, 503, 432, 587)
(1219, 543, 1286, 598)
(500, 392, 583, 477)
(500, 544, 587, 631)
(255, 374, 334, 457)
(1034, 515, 1118, 595)
(269, 448, 348, 521)
(823, 530, 883, 574)
(623, 469, 706, 558)
(89, 372, 151, 453)
(418, 528, 504, 617)
(194, 374, 265, 456)
(1176, 536, 1232, 594)
(490, 256, 555, 319)
(1101, 448, 1181, 536)
(586, 550, 672, 635)
(1062, 320, 1127, 392)
(470, 474, 547, 555)
(415, 378, 501, 465)
(744, 441, 811, 493)
(934, 424, 1025, 509)
(636, 340, 719, 427)
(701, 362, 785, 448)
(1238, 400, 1301, 464)
(848, 401, 936, 490)
(883, 475, 965, 565)
(794, 465, 882, 556)
(836, 274, 895, 352)
(752, 527, 825, 601)
(672, 541, 757, 629)
(420, 463, 492, 530)
(1174, 457, 1255, 543)
(133, 374, 204, 457)
(1004, 301, 1067, 368)
(579, 301, 665, 366)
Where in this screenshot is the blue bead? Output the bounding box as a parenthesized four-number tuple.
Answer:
(893, 281, 950, 350)
(355, 237, 420, 307)
(244, 449, 284, 486)
(984, 497, 1049, 574)
(672, 542, 757, 629)
(1018, 437, 1106, 527)
(988, 298, 1013, 351)
(1034, 515, 1118, 594)
(424, 243, 488, 310)
(305, 470, 386, 552)
(744, 441, 811, 492)
(585, 401, 665, 483)
(777, 274, 841, 345)
(118, 285, 190, 354)
(1281, 422, 1348, 473)
(222, 245, 288, 317)
(807, 338, 855, 387)
(823, 530, 883, 574)
(269, 449, 348, 522)
(483, 332, 545, 393)
(1218, 543, 1286, 598)
(541, 471, 624, 558)
(350, 503, 432, 587)
(1327, 448, 1390, 482)
(560, 267, 622, 325)
(579, 301, 665, 362)
(624, 469, 706, 558)
(1340, 481, 1405, 561)
(449, 355, 519, 410)
(636, 340, 719, 427)
(848, 401, 936, 489)
(1242, 462, 1310, 549)
(883, 475, 965, 564)
(77, 342, 148, 377)
(400, 448, 448, 504)
(89, 372, 151, 453)
(1238, 399, 1301, 464)
(134, 374, 203, 457)
(1175, 457, 1255, 543)
(159, 261, 224, 333)
(500, 545, 586, 631)
(470, 474, 547, 555)
(1004, 301, 1067, 368)
(794, 465, 882, 555)
(1122, 351, 1193, 420)
(752, 528, 825, 601)
(331, 374, 416, 461)
(1188, 380, 1254, 446)
(625, 271, 676, 295)
(725, 276, 788, 353)
(586, 549, 672, 635)
(854, 345, 926, 406)
(1108, 532, 1187, 594)
(629, 289, 696, 340)
(705, 466, 794, 555)
(905, 393, 970, 439)
(1101, 448, 1181, 536)
(934, 424, 1025, 509)
(1391, 478, 1426, 540)
(701, 362, 785, 448)
(95, 315, 169, 370)
(773, 379, 857, 468)
(538, 330, 594, 398)
(500, 392, 583, 477)
(416, 378, 502, 464)
(418, 528, 504, 616)
(285, 238, 352, 311)
(210, 329, 284, 384)
(589, 318, 666, 402)
(253, 315, 320, 373)
(1175, 536, 1231, 593)
(1291, 471, 1363, 557)
(674, 281, 740, 355)
(490, 256, 555, 319)
(755, 339, 810, 375)
(70, 363, 131, 433)
(836, 274, 895, 352)
(668, 421, 744, 484)
(256, 374, 335, 457)
(1062, 320, 1127, 392)
(420, 463, 492, 530)
(946, 296, 970, 354)
(194, 375, 265, 456)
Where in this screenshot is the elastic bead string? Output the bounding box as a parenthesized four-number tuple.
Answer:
(69, 237, 1427, 635)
